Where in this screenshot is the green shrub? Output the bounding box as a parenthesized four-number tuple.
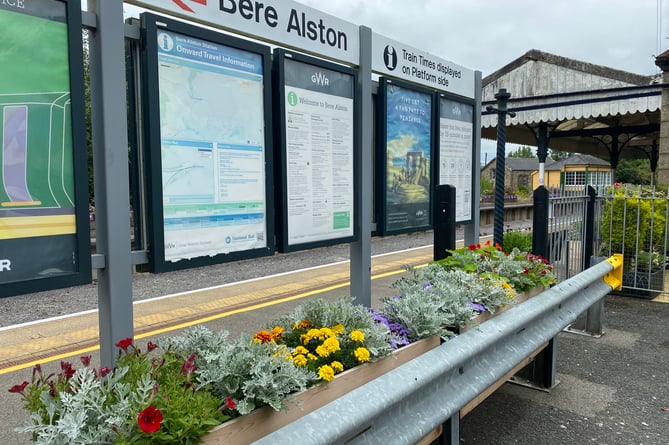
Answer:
(503, 231, 532, 254)
(599, 186, 667, 270)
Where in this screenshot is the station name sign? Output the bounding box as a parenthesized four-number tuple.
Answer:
(372, 32, 475, 99)
(128, 0, 360, 64)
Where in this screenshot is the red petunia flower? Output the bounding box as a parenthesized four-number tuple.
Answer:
(181, 355, 197, 376)
(147, 341, 158, 352)
(8, 381, 28, 394)
(115, 338, 133, 351)
(137, 405, 163, 433)
(222, 396, 236, 410)
(468, 244, 477, 251)
(61, 361, 76, 379)
(99, 367, 111, 378)
(80, 355, 91, 367)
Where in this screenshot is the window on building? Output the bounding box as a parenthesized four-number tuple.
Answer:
(588, 171, 611, 187)
(518, 174, 529, 188)
(565, 171, 585, 185)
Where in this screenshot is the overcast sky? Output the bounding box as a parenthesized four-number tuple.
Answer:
(119, 0, 668, 159)
(295, 0, 667, 77)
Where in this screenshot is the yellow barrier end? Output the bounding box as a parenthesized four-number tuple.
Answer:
(604, 254, 624, 291)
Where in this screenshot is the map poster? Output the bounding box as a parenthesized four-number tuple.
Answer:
(142, 14, 274, 271)
(276, 51, 357, 252)
(0, 0, 91, 297)
(377, 78, 433, 235)
(438, 97, 474, 223)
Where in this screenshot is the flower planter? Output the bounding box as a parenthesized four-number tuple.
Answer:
(461, 286, 544, 333)
(202, 336, 441, 445)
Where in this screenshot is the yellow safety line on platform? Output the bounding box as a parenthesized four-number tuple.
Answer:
(652, 293, 669, 303)
(0, 261, 430, 375)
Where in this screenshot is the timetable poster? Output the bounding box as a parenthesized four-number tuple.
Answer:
(439, 97, 474, 222)
(282, 56, 355, 248)
(379, 81, 433, 234)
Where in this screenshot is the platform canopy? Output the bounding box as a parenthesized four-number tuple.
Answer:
(481, 49, 662, 164)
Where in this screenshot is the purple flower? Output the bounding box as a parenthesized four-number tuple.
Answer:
(468, 302, 487, 313)
(368, 308, 412, 349)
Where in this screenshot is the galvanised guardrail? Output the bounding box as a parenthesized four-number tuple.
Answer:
(254, 254, 623, 445)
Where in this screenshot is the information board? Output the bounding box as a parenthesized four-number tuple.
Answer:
(438, 96, 474, 223)
(274, 50, 357, 252)
(0, 0, 90, 297)
(376, 78, 434, 235)
(141, 13, 274, 272)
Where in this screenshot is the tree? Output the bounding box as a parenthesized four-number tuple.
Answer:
(614, 159, 651, 185)
(508, 145, 534, 158)
(549, 149, 571, 161)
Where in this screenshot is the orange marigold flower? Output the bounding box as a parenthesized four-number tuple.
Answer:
(253, 330, 273, 343)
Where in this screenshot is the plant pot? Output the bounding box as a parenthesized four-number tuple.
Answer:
(202, 336, 441, 445)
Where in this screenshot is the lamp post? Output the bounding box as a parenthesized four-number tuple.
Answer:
(486, 89, 515, 248)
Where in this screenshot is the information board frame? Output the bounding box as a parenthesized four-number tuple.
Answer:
(141, 13, 275, 273)
(375, 77, 436, 236)
(274, 49, 359, 253)
(436, 93, 476, 224)
(0, 0, 91, 298)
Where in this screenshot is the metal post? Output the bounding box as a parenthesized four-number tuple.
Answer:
(440, 412, 460, 445)
(433, 185, 456, 261)
(532, 186, 549, 259)
(350, 26, 373, 307)
(87, 0, 134, 367)
(536, 122, 549, 186)
(464, 71, 483, 246)
(487, 89, 515, 248)
(582, 186, 597, 270)
(566, 185, 604, 337)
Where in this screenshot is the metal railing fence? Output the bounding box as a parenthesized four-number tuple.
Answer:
(596, 185, 668, 298)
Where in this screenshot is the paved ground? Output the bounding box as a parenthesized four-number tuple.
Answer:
(460, 294, 669, 445)
(1, 226, 668, 444)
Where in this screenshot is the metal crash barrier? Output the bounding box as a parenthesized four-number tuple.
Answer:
(254, 255, 623, 445)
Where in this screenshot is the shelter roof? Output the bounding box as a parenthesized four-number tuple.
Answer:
(545, 154, 611, 170)
(481, 49, 662, 162)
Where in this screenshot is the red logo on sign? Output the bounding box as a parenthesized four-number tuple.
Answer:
(172, 0, 206, 13)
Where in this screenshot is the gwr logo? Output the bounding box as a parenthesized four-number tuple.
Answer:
(0, 259, 10, 272)
(173, 0, 207, 13)
(311, 72, 329, 86)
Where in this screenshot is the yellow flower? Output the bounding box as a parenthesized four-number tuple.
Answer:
(354, 347, 370, 363)
(349, 330, 365, 343)
(319, 327, 335, 339)
(293, 354, 308, 367)
(293, 346, 309, 355)
(307, 353, 318, 361)
(315, 337, 340, 357)
(331, 324, 345, 335)
(271, 326, 285, 340)
(318, 365, 335, 382)
(330, 361, 344, 373)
